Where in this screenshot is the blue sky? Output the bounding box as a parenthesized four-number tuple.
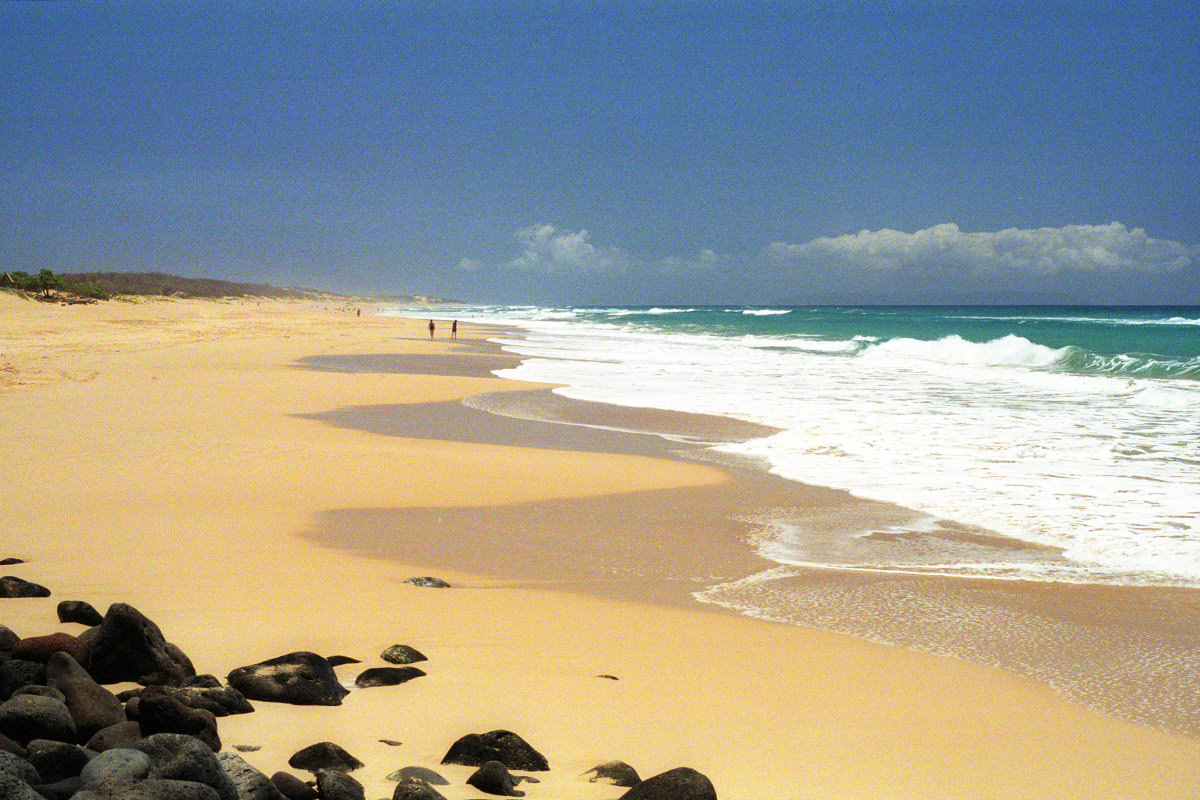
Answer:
(2, 0, 1197, 304)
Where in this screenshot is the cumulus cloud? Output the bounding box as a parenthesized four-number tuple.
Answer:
(765, 222, 1198, 275)
(507, 224, 634, 274)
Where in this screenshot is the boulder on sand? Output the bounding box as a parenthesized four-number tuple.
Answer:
(84, 604, 196, 687)
(441, 730, 549, 771)
(227, 653, 347, 706)
(0, 577, 50, 598)
(57, 601, 104, 627)
(353, 667, 425, 688)
(618, 767, 717, 800)
(287, 742, 363, 774)
(584, 760, 641, 788)
(466, 761, 524, 797)
(380, 645, 426, 665)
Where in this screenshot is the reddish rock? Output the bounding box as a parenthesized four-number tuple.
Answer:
(11, 633, 88, 665)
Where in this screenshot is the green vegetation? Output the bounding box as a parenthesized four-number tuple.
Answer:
(1, 270, 109, 301)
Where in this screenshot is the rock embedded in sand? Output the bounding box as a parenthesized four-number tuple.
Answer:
(380, 645, 427, 665)
(0, 559, 24, 566)
(618, 767, 717, 800)
(287, 742, 364, 774)
(269, 771, 317, 800)
(385, 766, 448, 785)
(315, 768, 365, 800)
(0, 694, 77, 745)
(324, 656, 360, 667)
(0, 576, 51, 598)
(391, 776, 448, 800)
(584, 760, 641, 787)
(402, 577, 451, 588)
(85, 604, 197, 687)
(353, 666, 425, 688)
(56, 600, 104, 627)
(227, 653, 348, 706)
(466, 760, 524, 797)
(441, 730, 549, 772)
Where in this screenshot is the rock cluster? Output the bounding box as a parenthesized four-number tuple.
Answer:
(2, 570, 719, 799)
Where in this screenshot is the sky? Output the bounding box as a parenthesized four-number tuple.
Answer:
(2, 0, 1197, 305)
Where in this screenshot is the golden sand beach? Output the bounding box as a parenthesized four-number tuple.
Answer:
(2, 294, 1199, 799)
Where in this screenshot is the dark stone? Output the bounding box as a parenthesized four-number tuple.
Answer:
(73, 777, 222, 800)
(270, 771, 318, 800)
(0, 560, 23, 567)
(402, 577, 450, 588)
(390, 777, 446, 800)
(138, 733, 237, 800)
(314, 769, 364, 800)
(124, 695, 141, 721)
(287, 742, 363, 774)
(11, 634, 87, 666)
(138, 687, 221, 752)
(86, 604, 196, 687)
(31, 774, 82, 800)
(183, 675, 222, 689)
(0, 627, 18, 653)
(227, 653, 347, 707)
(596, 674, 619, 681)
(466, 761, 524, 797)
(323, 656, 359, 668)
(584, 760, 641, 787)
(0, 577, 50, 598)
(79, 747, 152, 784)
(155, 685, 254, 718)
(378, 739, 402, 747)
(56, 601, 104, 627)
(216, 752, 286, 800)
(0, 694, 76, 745)
(0, 749, 40, 784)
(0, 732, 25, 758)
(24, 739, 90, 782)
(9, 686, 65, 703)
(85, 721, 141, 752)
(385, 767, 448, 785)
(379, 646, 426, 666)
(441, 730, 549, 771)
(353, 667, 425, 688)
(0, 660, 45, 700)
(45, 652, 126, 743)
(0, 772, 43, 800)
(232, 745, 260, 752)
(618, 767, 717, 800)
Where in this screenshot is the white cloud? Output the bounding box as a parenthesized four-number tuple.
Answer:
(507, 224, 633, 274)
(765, 222, 1198, 275)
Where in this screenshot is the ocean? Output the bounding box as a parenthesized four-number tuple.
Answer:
(381, 303, 1200, 734)
(434, 305, 1200, 587)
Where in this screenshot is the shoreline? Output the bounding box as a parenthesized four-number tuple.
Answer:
(3, 296, 1200, 799)
(308, 330, 1200, 740)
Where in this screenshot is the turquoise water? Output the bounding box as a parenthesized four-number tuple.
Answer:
(396, 304, 1200, 586)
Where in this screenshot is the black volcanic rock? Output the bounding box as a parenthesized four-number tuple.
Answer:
(315, 769, 365, 800)
(227, 653, 347, 706)
(0, 694, 76, 745)
(0, 577, 50, 598)
(585, 760, 641, 787)
(441, 730, 549, 771)
(618, 767, 717, 800)
(466, 761, 524, 797)
(155, 685, 254, 717)
(45, 652, 126, 743)
(353, 667, 425, 688)
(270, 771, 318, 800)
(216, 751, 286, 800)
(402, 577, 450, 588)
(85, 604, 196, 687)
(287, 742, 363, 774)
(380, 645, 426, 665)
(391, 777, 447, 800)
(56, 601, 104, 627)
(138, 733, 237, 800)
(137, 687, 220, 752)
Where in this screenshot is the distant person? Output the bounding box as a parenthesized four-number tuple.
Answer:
(451, 320, 458, 340)
(356, 308, 361, 317)
(428, 319, 436, 339)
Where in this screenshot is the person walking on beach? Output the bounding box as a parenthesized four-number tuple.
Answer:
(428, 319, 436, 339)
(451, 320, 458, 340)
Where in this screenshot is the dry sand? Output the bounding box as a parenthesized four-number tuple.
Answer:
(2, 292, 1199, 799)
